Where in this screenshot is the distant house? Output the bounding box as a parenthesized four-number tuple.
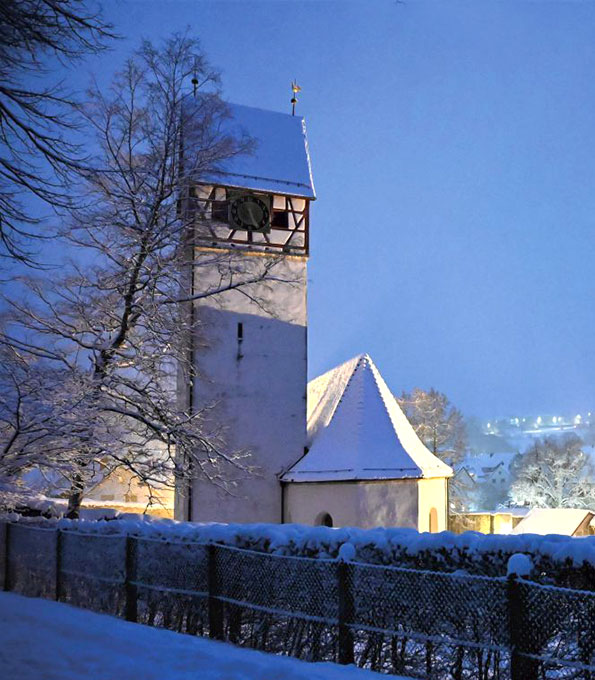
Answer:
(83, 468, 174, 517)
(456, 451, 518, 510)
(511, 508, 595, 536)
(20, 466, 174, 518)
(281, 355, 453, 531)
(449, 507, 529, 535)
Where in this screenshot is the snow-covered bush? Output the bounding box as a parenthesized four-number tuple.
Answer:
(7, 514, 594, 590)
(506, 553, 533, 578)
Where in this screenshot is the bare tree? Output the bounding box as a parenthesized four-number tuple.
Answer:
(509, 435, 595, 509)
(0, 343, 61, 479)
(0, 33, 292, 517)
(397, 387, 467, 465)
(0, 339, 94, 511)
(0, 0, 114, 262)
(398, 387, 468, 512)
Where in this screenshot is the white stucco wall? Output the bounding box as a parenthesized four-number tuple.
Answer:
(284, 482, 362, 528)
(284, 478, 450, 531)
(417, 477, 449, 532)
(284, 480, 420, 529)
(357, 481, 419, 529)
(179, 250, 308, 524)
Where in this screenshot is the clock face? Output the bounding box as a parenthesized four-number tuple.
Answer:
(228, 194, 271, 232)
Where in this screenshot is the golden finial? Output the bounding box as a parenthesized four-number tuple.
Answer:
(291, 80, 301, 116)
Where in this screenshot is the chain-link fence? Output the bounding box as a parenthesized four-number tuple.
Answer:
(1, 521, 594, 680)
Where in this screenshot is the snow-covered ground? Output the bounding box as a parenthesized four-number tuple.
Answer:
(0, 593, 410, 680)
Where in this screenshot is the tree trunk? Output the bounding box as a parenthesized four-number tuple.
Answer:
(66, 474, 85, 519)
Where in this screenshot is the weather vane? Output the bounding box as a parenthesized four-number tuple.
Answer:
(291, 80, 301, 116)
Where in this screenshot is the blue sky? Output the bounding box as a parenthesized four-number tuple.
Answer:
(44, 0, 595, 417)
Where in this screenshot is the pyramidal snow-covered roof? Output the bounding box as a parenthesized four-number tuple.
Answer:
(282, 355, 453, 482)
(193, 101, 315, 199)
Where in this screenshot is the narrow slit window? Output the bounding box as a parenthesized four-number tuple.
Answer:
(237, 322, 243, 340)
(429, 507, 438, 533)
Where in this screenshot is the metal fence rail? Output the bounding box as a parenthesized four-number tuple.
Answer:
(2, 521, 594, 680)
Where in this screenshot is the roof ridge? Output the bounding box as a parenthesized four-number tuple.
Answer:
(348, 355, 375, 454)
(367, 360, 454, 479)
(226, 100, 303, 120)
(326, 354, 368, 450)
(306, 354, 367, 435)
(208, 169, 312, 190)
(363, 356, 394, 427)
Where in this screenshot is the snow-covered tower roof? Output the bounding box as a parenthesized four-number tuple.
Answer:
(282, 355, 453, 482)
(194, 101, 316, 199)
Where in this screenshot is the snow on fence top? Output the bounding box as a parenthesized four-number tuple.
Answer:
(5, 512, 595, 581)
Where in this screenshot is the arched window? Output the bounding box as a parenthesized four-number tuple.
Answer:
(316, 512, 333, 527)
(429, 507, 438, 533)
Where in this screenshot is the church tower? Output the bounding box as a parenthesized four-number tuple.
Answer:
(175, 102, 315, 523)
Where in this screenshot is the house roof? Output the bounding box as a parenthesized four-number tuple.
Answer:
(511, 508, 594, 536)
(188, 100, 315, 199)
(460, 451, 517, 481)
(282, 354, 453, 483)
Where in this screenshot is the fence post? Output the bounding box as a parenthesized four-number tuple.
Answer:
(508, 574, 538, 680)
(125, 535, 138, 622)
(337, 561, 354, 665)
(55, 529, 62, 601)
(208, 544, 223, 640)
(1, 522, 9, 592)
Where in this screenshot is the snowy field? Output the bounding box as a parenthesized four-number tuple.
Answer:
(0, 593, 411, 680)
